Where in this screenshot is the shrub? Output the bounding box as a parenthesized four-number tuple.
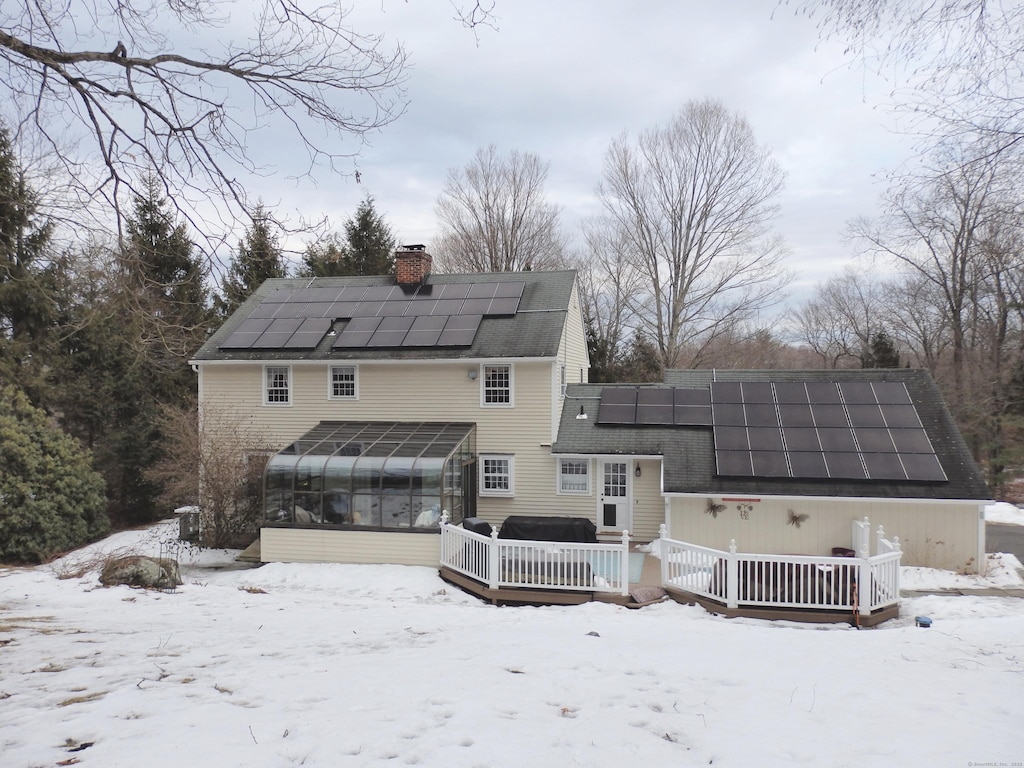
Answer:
(0, 384, 109, 562)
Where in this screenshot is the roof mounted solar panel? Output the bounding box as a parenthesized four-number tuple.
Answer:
(597, 403, 637, 424)
(602, 388, 638, 405)
(805, 382, 842, 403)
(714, 426, 749, 450)
(285, 318, 333, 348)
(890, 428, 934, 454)
(716, 450, 754, 476)
(438, 283, 472, 299)
(747, 427, 785, 451)
(674, 388, 711, 406)
(710, 381, 742, 403)
(437, 314, 482, 346)
(900, 453, 947, 481)
(333, 316, 382, 348)
(402, 315, 448, 347)
(872, 381, 913, 404)
(636, 404, 674, 424)
(674, 405, 713, 426)
(487, 296, 521, 315)
(494, 281, 526, 298)
(838, 381, 876, 404)
(788, 451, 828, 478)
(863, 452, 908, 480)
(751, 450, 790, 477)
(638, 389, 674, 406)
(712, 402, 746, 426)
(824, 452, 867, 480)
(773, 382, 809, 404)
(741, 382, 774, 403)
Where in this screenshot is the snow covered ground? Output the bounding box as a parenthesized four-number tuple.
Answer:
(1, 515, 1023, 768)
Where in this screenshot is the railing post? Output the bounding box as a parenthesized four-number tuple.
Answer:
(858, 556, 871, 615)
(620, 530, 631, 596)
(659, 523, 668, 587)
(876, 524, 886, 556)
(727, 539, 738, 609)
(488, 527, 500, 590)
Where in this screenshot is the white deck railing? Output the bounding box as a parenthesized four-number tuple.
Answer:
(439, 521, 631, 596)
(657, 523, 901, 616)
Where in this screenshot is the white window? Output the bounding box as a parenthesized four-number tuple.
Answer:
(329, 365, 358, 399)
(480, 454, 514, 496)
(264, 366, 291, 405)
(558, 458, 590, 494)
(482, 364, 512, 407)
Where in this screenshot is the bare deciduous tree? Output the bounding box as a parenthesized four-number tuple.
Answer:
(790, 267, 889, 368)
(0, 1, 410, 251)
(795, 0, 1024, 151)
(433, 145, 567, 273)
(149, 402, 274, 548)
(595, 99, 791, 370)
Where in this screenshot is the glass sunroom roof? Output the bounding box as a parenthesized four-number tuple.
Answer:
(274, 421, 476, 460)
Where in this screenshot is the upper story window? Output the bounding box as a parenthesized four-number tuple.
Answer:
(265, 366, 291, 405)
(329, 365, 358, 400)
(482, 364, 512, 407)
(558, 458, 590, 494)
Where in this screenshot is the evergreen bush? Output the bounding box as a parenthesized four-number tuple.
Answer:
(0, 385, 109, 562)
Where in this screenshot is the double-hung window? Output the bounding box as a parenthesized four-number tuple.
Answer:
(329, 365, 358, 400)
(482, 364, 512, 406)
(480, 454, 514, 496)
(264, 366, 291, 405)
(558, 458, 590, 494)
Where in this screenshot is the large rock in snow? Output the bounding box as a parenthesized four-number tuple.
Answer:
(99, 556, 182, 589)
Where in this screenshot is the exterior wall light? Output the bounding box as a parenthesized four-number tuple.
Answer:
(468, 369, 478, 380)
(634, 464, 642, 478)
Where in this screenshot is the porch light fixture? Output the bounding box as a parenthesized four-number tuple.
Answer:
(634, 464, 642, 478)
(468, 369, 478, 380)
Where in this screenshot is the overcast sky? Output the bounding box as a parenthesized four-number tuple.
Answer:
(244, 2, 915, 299)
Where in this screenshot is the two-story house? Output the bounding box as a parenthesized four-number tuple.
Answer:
(194, 247, 991, 573)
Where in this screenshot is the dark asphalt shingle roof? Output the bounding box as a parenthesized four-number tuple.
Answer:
(193, 270, 578, 362)
(553, 369, 990, 501)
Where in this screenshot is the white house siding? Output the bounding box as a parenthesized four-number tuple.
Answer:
(261, 527, 440, 566)
(666, 495, 983, 573)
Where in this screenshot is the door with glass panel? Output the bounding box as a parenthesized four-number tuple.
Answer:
(598, 460, 631, 533)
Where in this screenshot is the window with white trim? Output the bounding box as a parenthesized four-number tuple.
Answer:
(558, 458, 590, 494)
(329, 365, 358, 399)
(480, 454, 514, 496)
(264, 366, 291, 405)
(482, 364, 512, 406)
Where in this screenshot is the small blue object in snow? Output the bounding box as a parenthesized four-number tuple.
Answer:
(915, 616, 932, 628)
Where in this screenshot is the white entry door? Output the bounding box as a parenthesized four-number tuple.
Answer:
(598, 460, 631, 533)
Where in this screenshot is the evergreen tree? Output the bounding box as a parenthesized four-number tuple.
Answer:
(297, 196, 395, 278)
(217, 204, 287, 316)
(0, 125, 55, 403)
(298, 233, 348, 278)
(124, 176, 212, 402)
(862, 331, 902, 369)
(344, 196, 395, 276)
(0, 383, 109, 562)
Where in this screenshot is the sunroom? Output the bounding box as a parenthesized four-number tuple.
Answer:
(263, 421, 477, 536)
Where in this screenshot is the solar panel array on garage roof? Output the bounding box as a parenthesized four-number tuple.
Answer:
(595, 381, 946, 483)
(709, 380, 945, 483)
(218, 281, 525, 350)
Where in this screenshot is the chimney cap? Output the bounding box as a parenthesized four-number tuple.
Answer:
(400, 244, 426, 251)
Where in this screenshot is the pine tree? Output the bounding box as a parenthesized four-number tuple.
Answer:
(862, 331, 901, 369)
(0, 125, 55, 402)
(217, 205, 287, 316)
(344, 196, 395, 276)
(297, 196, 395, 278)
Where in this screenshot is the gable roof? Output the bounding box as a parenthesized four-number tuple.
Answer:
(553, 368, 990, 501)
(194, 270, 578, 363)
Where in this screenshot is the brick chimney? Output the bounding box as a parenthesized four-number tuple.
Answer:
(395, 245, 431, 286)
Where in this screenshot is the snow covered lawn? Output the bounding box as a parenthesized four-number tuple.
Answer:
(1, 520, 1023, 768)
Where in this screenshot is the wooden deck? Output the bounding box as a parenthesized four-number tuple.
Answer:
(663, 586, 900, 627)
(441, 545, 900, 625)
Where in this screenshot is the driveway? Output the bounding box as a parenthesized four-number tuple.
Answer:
(987, 522, 1024, 562)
